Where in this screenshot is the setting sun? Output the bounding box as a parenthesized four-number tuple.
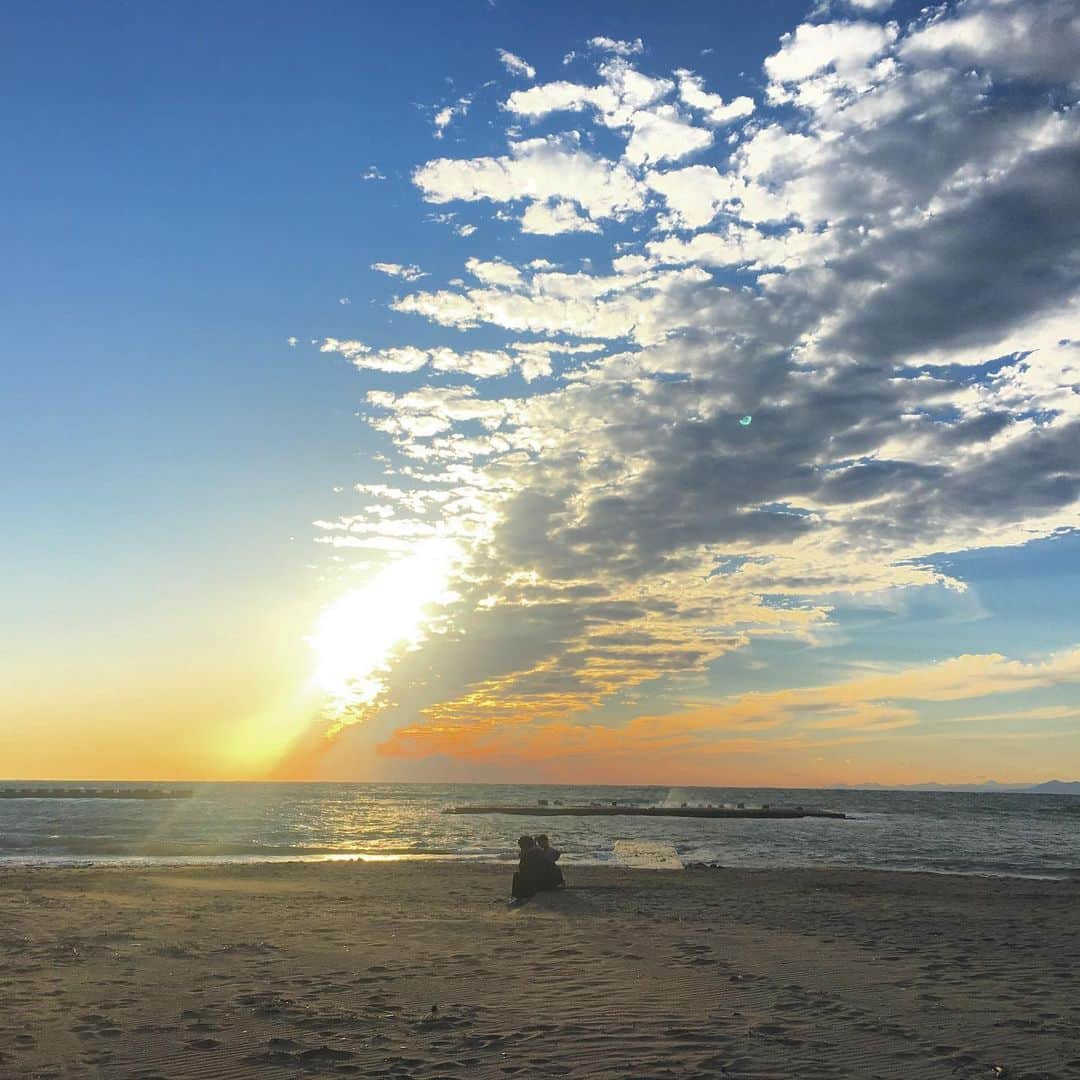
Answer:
(307, 540, 460, 715)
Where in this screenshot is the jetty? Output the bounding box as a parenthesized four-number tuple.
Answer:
(444, 804, 845, 820)
(0, 787, 194, 800)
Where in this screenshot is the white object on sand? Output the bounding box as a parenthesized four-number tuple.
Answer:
(613, 840, 683, 870)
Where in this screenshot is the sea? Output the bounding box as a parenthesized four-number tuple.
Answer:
(1, 782, 1078, 881)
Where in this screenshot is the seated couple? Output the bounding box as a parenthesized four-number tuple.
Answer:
(512, 834, 565, 899)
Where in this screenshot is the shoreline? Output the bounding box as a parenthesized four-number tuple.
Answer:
(2, 852, 1078, 883)
(2, 861, 1078, 1078)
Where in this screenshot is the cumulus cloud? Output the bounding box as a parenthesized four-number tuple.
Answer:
(504, 59, 716, 166)
(371, 262, 428, 282)
(301, 0, 1080, 779)
(465, 257, 523, 287)
(497, 48, 536, 80)
(816, 0, 894, 13)
(764, 20, 897, 85)
(520, 199, 602, 234)
(413, 135, 646, 231)
(622, 103, 714, 164)
(588, 36, 644, 57)
(321, 338, 524, 380)
(675, 70, 755, 126)
(432, 97, 471, 139)
(901, 0, 1080, 85)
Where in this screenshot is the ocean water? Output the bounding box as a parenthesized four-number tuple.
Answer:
(1, 782, 1078, 880)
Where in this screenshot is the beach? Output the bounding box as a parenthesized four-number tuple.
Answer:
(1, 862, 1076, 1080)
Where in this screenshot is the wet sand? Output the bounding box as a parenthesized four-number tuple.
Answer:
(1, 861, 1077, 1079)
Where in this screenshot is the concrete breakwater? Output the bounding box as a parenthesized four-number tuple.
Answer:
(444, 804, 846, 820)
(0, 788, 194, 800)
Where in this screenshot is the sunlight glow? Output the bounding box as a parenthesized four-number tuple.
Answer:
(308, 540, 459, 715)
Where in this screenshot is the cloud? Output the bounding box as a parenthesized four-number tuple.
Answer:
(764, 20, 897, 84)
(321, 338, 518, 380)
(303, 0, 1080, 780)
(362, 166, 387, 181)
(675, 70, 755, 126)
(413, 135, 646, 231)
(901, 0, 1080, 85)
(371, 262, 428, 282)
(465, 257, 523, 287)
(520, 199, 601, 235)
(433, 97, 471, 139)
(321, 339, 429, 374)
(378, 645, 1080, 770)
(588, 36, 644, 57)
(497, 48, 536, 80)
(816, 0, 893, 13)
(505, 59, 715, 166)
(622, 104, 714, 164)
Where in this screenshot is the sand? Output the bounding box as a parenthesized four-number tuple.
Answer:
(1, 861, 1077, 1079)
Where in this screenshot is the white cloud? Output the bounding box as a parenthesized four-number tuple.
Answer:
(413, 136, 646, 231)
(320, 338, 517, 380)
(505, 61, 675, 131)
(520, 199, 602, 235)
(588, 36, 644, 57)
(646, 164, 741, 229)
(505, 59, 711, 166)
(764, 20, 897, 84)
(465, 257, 524, 287)
(509, 339, 608, 380)
(623, 104, 713, 165)
(321, 339, 429, 374)
(433, 97, 472, 139)
(646, 223, 820, 271)
(505, 79, 617, 120)
(371, 262, 428, 282)
(391, 266, 712, 344)
(675, 70, 756, 126)
(362, 166, 387, 181)
(817, 0, 893, 12)
(430, 347, 515, 378)
(497, 48, 536, 80)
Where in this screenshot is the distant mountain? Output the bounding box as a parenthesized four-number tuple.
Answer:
(835, 780, 1080, 793)
(835, 781, 1021, 792)
(1025, 780, 1080, 795)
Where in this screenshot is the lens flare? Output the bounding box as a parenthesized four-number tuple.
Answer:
(308, 540, 459, 715)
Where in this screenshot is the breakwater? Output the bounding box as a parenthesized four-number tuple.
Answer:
(0, 788, 194, 800)
(444, 805, 846, 820)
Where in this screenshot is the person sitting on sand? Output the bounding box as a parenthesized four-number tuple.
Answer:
(512, 835, 549, 900)
(535, 834, 565, 889)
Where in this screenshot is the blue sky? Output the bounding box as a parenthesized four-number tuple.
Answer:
(3, 0, 1079, 783)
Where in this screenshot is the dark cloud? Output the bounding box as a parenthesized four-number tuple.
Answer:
(311, 0, 1080, 759)
(826, 142, 1080, 362)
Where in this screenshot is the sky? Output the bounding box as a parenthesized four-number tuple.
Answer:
(3, 0, 1079, 786)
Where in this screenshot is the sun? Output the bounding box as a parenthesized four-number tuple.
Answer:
(308, 540, 459, 714)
